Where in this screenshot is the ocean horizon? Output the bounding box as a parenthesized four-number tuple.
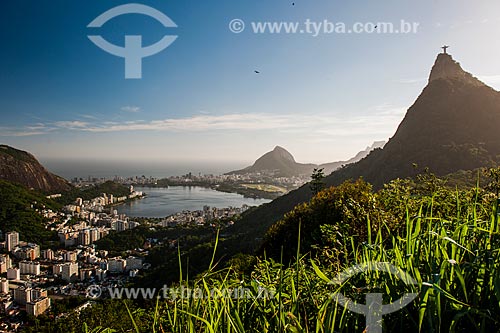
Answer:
(41, 159, 248, 180)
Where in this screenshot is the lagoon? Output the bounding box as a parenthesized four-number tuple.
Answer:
(116, 186, 271, 218)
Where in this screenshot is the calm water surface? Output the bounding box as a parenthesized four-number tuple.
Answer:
(116, 186, 270, 218)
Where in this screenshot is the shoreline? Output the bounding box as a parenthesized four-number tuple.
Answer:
(135, 182, 282, 200)
(111, 186, 272, 219)
(107, 193, 147, 209)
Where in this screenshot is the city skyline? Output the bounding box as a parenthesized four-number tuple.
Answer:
(2, 0, 500, 166)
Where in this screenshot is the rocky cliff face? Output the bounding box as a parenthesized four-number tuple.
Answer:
(231, 51, 500, 248)
(429, 53, 485, 87)
(323, 52, 500, 189)
(0, 145, 71, 193)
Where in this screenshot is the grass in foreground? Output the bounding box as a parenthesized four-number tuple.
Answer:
(27, 174, 500, 333)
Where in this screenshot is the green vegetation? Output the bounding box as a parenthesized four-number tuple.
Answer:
(95, 225, 212, 254)
(152, 179, 284, 199)
(136, 226, 220, 287)
(216, 183, 282, 199)
(24, 170, 500, 332)
(240, 184, 287, 194)
(0, 180, 59, 246)
(309, 167, 325, 195)
(95, 226, 152, 254)
(22, 300, 140, 333)
(92, 223, 225, 285)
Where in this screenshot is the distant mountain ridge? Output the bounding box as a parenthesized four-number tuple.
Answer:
(227, 141, 386, 177)
(0, 145, 71, 193)
(227, 146, 316, 177)
(319, 141, 386, 174)
(231, 51, 500, 250)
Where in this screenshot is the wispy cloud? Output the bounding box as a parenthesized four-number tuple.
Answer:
(0, 108, 407, 140)
(2, 131, 48, 137)
(82, 114, 300, 133)
(398, 77, 427, 84)
(79, 114, 98, 120)
(121, 106, 141, 113)
(54, 121, 89, 129)
(433, 18, 492, 31)
(0, 126, 48, 137)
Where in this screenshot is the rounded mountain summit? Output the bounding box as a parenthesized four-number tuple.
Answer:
(227, 146, 317, 178)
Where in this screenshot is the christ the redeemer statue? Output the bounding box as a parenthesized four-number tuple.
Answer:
(442, 45, 450, 54)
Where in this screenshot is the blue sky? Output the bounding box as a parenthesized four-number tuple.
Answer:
(2, 0, 500, 170)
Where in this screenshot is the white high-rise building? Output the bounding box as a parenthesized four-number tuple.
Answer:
(108, 258, 127, 273)
(30, 288, 47, 300)
(7, 268, 20, 280)
(78, 229, 91, 246)
(13, 287, 32, 305)
(15, 287, 50, 316)
(0, 254, 12, 273)
(126, 256, 144, 271)
(89, 228, 100, 243)
(41, 249, 55, 260)
(0, 279, 9, 294)
(27, 297, 51, 317)
(5, 231, 19, 252)
(19, 261, 41, 276)
(63, 251, 77, 262)
(52, 264, 63, 276)
(115, 220, 128, 232)
(62, 262, 79, 282)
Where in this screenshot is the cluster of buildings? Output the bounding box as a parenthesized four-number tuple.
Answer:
(52, 188, 142, 248)
(71, 175, 159, 186)
(0, 178, 262, 331)
(12, 287, 50, 317)
(56, 217, 139, 248)
(0, 188, 148, 327)
(63, 186, 143, 216)
(70, 171, 307, 201)
(159, 205, 249, 227)
(0, 232, 52, 318)
(165, 172, 307, 193)
(0, 231, 148, 321)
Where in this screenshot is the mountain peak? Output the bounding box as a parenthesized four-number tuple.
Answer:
(227, 146, 313, 177)
(0, 144, 71, 193)
(429, 52, 484, 87)
(272, 146, 295, 162)
(328, 51, 500, 188)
